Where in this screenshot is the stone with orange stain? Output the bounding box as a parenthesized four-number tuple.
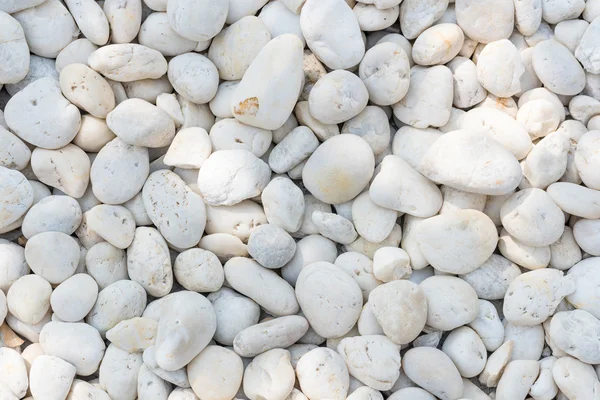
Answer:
(230, 34, 304, 130)
(412, 23, 464, 66)
(296, 347, 349, 400)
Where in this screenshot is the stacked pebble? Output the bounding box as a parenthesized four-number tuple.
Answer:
(0, 0, 600, 399)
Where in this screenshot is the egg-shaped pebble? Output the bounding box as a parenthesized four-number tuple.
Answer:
(7, 274, 51, 325)
(25, 231, 79, 284)
(455, 0, 514, 43)
(303, 134, 374, 204)
(50, 274, 98, 322)
(187, 346, 243, 400)
(0, 11, 30, 85)
(296, 347, 349, 400)
(402, 347, 464, 400)
(88, 44, 168, 82)
(420, 276, 479, 331)
(207, 287, 260, 346)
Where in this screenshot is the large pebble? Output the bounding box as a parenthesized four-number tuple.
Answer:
(303, 134, 374, 204)
(0, 168, 33, 231)
(31, 144, 90, 198)
(503, 269, 575, 326)
(205, 200, 266, 242)
(402, 347, 464, 400)
(550, 309, 600, 364)
(447, 57, 487, 109)
(168, 53, 219, 104)
(420, 130, 521, 195)
(4, 78, 81, 150)
(107, 98, 175, 148)
(500, 188, 564, 247)
(420, 276, 479, 331)
(198, 150, 270, 206)
(208, 16, 271, 81)
(351, 191, 396, 243)
(231, 34, 304, 130)
(88, 44, 168, 82)
(138, 12, 197, 56)
(127, 227, 173, 297)
(553, 356, 600, 399)
(225, 257, 298, 316)
(369, 280, 427, 344)
(25, 231, 79, 284)
(413, 24, 464, 66)
(399, 0, 448, 40)
(359, 42, 410, 106)
(87, 204, 135, 249)
(22, 195, 82, 239)
(416, 209, 498, 274)
(154, 291, 216, 371)
(393, 65, 453, 129)
(167, 0, 228, 42)
(91, 138, 149, 204)
(0, 348, 28, 399)
(247, 224, 296, 269)
(99, 344, 142, 400)
(187, 346, 243, 400)
(370, 155, 442, 217)
(86, 280, 147, 336)
(296, 347, 349, 400)
(338, 335, 401, 390)
(64, 0, 109, 46)
(106, 317, 157, 353)
(442, 326, 487, 378)
(233, 315, 308, 357)
(476, 39, 524, 97)
(308, 70, 368, 124)
(7, 274, 51, 325)
(300, 0, 364, 70)
(60, 63, 115, 118)
(50, 274, 98, 322)
(532, 39, 586, 95)
(40, 321, 105, 376)
(0, 127, 30, 171)
(495, 360, 539, 400)
(13, 0, 78, 58)
(30, 355, 76, 400)
(143, 170, 206, 249)
(243, 349, 295, 400)
(173, 248, 223, 292)
(575, 16, 600, 73)
(0, 11, 29, 85)
(296, 262, 363, 338)
(455, 0, 514, 43)
(282, 234, 337, 285)
(207, 287, 260, 346)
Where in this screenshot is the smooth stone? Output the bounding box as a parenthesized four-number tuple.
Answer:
(416, 209, 498, 274)
(173, 248, 223, 293)
(311, 211, 358, 244)
(60, 63, 115, 118)
(0, 127, 30, 171)
(168, 53, 219, 104)
(247, 224, 296, 269)
(205, 200, 266, 242)
(72, 115, 115, 153)
(447, 57, 487, 109)
(308, 70, 368, 124)
(550, 310, 600, 364)
(296, 347, 349, 400)
(12, 0, 78, 58)
(40, 321, 105, 376)
(127, 227, 173, 297)
(88, 44, 168, 82)
(99, 344, 142, 400)
(64, 0, 109, 46)
(106, 317, 157, 353)
(7, 274, 51, 325)
(575, 16, 600, 74)
(442, 326, 487, 378)
(225, 257, 299, 316)
(533, 39, 586, 95)
(142, 346, 190, 389)
(459, 254, 521, 300)
(269, 126, 319, 173)
(420, 130, 521, 195)
(370, 154, 442, 217)
(461, 108, 532, 160)
(154, 291, 216, 371)
(261, 176, 305, 233)
(0, 168, 33, 231)
(258, 1, 305, 46)
(231, 34, 304, 130)
(420, 276, 479, 331)
(303, 134, 374, 204)
(334, 251, 382, 303)
(300, 0, 365, 70)
(25, 231, 79, 284)
(476, 39, 524, 97)
(468, 299, 505, 352)
(393, 65, 453, 128)
(295, 262, 363, 338)
(369, 280, 427, 344)
(233, 315, 309, 357)
(30, 355, 76, 400)
(187, 346, 243, 400)
(399, 0, 448, 39)
(456, 0, 514, 43)
(30, 144, 90, 198)
(87, 204, 135, 249)
(282, 234, 337, 286)
(351, 191, 396, 243)
(402, 347, 464, 400)
(86, 280, 147, 336)
(143, 170, 206, 249)
(498, 228, 551, 270)
(208, 16, 271, 81)
(207, 287, 260, 346)
(209, 118, 272, 157)
(50, 274, 98, 322)
(243, 349, 295, 400)
(138, 12, 197, 56)
(167, 0, 228, 41)
(413, 24, 464, 66)
(90, 138, 149, 204)
(4, 78, 81, 150)
(0, 11, 29, 85)
(338, 335, 401, 390)
(503, 269, 575, 326)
